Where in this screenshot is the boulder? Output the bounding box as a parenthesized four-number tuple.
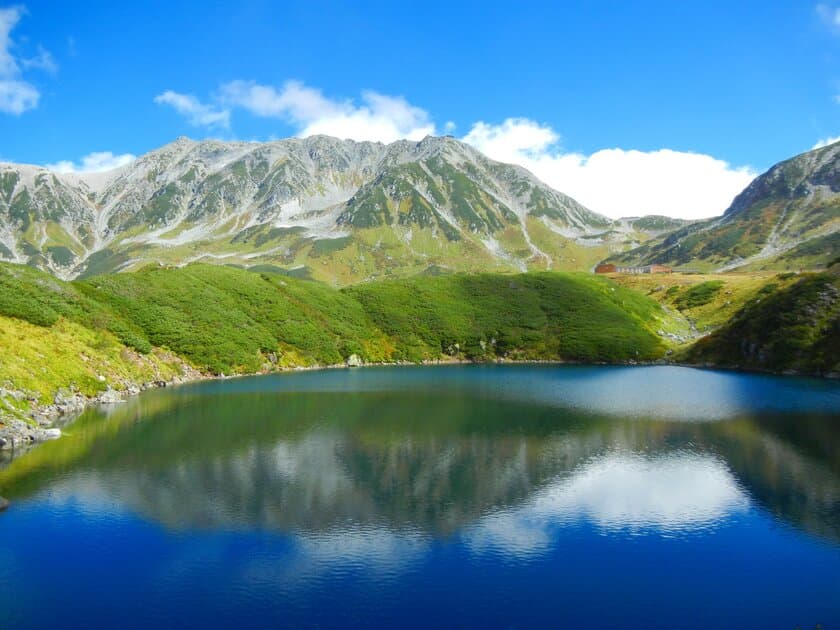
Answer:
(41, 428, 61, 440)
(0, 497, 9, 512)
(97, 389, 124, 404)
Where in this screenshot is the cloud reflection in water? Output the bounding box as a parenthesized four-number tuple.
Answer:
(465, 451, 749, 558)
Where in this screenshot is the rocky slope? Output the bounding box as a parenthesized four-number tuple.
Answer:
(0, 136, 676, 283)
(605, 141, 840, 271)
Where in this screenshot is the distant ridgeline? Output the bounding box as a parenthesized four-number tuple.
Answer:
(0, 135, 694, 283)
(0, 261, 837, 428)
(1, 135, 836, 286)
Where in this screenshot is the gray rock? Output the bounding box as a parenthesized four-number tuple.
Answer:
(345, 354, 363, 367)
(0, 497, 9, 512)
(97, 389, 124, 404)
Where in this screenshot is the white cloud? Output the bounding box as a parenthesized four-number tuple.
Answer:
(152, 80, 757, 219)
(0, 6, 53, 115)
(463, 118, 757, 219)
(813, 135, 840, 149)
(154, 90, 230, 128)
(220, 80, 342, 119)
(219, 80, 435, 142)
(46, 151, 136, 174)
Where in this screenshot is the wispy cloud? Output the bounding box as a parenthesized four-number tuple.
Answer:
(21, 44, 57, 73)
(0, 6, 55, 114)
(157, 80, 435, 143)
(817, 3, 840, 30)
(154, 90, 230, 128)
(462, 118, 756, 220)
(812, 135, 840, 149)
(218, 80, 435, 142)
(46, 151, 136, 174)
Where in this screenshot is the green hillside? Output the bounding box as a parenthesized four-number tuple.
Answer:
(2, 259, 837, 436)
(686, 271, 840, 374)
(346, 273, 667, 362)
(0, 263, 672, 425)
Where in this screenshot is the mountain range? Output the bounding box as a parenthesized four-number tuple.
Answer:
(0, 136, 837, 283)
(0, 136, 684, 282)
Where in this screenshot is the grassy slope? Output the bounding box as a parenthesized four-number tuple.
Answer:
(0, 263, 672, 425)
(2, 262, 836, 432)
(0, 265, 187, 414)
(609, 269, 840, 375)
(82, 264, 394, 372)
(0, 316, 184, 410)
(607, 271, 801, 333)
(345, 273, 668, 362)
(686, 272, 840, 374)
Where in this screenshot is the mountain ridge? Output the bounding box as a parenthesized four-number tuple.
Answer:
(604, 141, 840, 271)
(0, 135, 681, 282)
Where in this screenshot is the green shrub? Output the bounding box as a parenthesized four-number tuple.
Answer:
(686, 274, 840, 374)
(674, 280, 724, 310)
(0, 263, 669, 375)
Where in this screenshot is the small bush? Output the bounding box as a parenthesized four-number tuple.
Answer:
(674, 280, 724, 310)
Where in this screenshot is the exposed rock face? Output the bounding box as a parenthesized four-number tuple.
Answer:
(0, 136, 675, 282)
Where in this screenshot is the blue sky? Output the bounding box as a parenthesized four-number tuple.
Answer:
(0, 0, 838, 218)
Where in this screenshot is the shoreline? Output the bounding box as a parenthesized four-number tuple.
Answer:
(1, 355, 837, 456)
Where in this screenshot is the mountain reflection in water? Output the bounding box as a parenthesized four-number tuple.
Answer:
(2, 366, 838, 543)
(0, 366, 838, 629)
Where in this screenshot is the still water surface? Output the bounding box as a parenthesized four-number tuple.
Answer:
(0, 365, 839, 628)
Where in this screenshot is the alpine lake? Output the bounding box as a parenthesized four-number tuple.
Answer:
(1, 365, 838, 628)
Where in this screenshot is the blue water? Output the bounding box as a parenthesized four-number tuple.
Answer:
(0, 365, 838, 628)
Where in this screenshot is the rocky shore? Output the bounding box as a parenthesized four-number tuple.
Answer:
(0, 354, 468, 454)
(0, 363, 205, 453)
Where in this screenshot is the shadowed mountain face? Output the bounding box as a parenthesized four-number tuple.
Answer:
(0, 136, 677, 283)
(606, 142, 840, 272)
(3, 367, 838, 544)
(687, 271, 840, 375)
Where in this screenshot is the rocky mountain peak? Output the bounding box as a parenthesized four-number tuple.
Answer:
(0, 135, 678, 282)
